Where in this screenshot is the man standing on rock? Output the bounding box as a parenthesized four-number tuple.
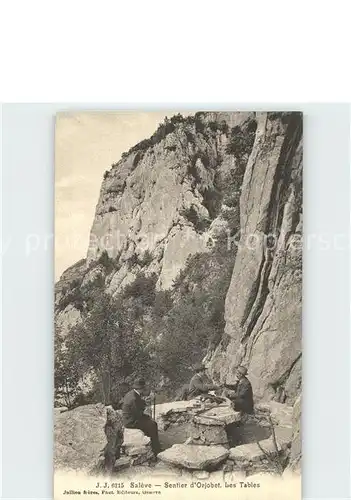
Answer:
(187, 363, 221, 400)
(223, 366, 254, 414)
(122, 378, 161, 457)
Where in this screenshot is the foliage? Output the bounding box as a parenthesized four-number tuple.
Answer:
(56, 280, 84, 313)
(54, 334, 80, 407)
(154, 299, 212, 382)
(137, 250, 153, 268)
(180, 206, 211, 233)
(122, 272, 157, 306)
(56, 292, 152, 406)
(153, 289, 173, 318)
(202, 187, 222, 219)
(220, 207, 240, 234)
(97, 250, 115, 274)
(226, 118, 257, 164)
(154, 230, 236, 386)
(119, 113, 197, 159)
(207, 120, 229, 134)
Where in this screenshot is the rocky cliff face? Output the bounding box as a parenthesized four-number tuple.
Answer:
(55, 111, 302, 406)
(208, 113, 302, 404)
(85, 112, 254, 291)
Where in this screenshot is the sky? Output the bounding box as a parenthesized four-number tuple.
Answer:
(55, 111, 191, 281)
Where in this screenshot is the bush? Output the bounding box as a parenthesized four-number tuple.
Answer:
(180, 206, 211, 233)
(97, 250, 115, 274)
(219, 120, 229, 134)
(138, 250, 153, 268)
(221, 207, 240, 234)
(122, 272, 157, 306)
(208, 121, 219, 132)
(119, 113, 195, 159)
(56, 280, 84, 313)
(202, 187, 222, 219)
(185, 130, 195, 143)
(223, 192, 239, 207)
(226, 119, 257, 163)
(153, 290, 173, 318)
(195, 117, 205, 134)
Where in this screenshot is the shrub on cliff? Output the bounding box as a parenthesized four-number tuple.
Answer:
(56, 279, 84, 313)
(122, 272, 157, 306)
(120, 113, 196, 159)
(226, 119, 257, 164)
(97, 250, 115, 274)
(180, 206, 211, 233)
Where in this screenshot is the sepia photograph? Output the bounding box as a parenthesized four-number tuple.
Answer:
(54, 110, 302, 498)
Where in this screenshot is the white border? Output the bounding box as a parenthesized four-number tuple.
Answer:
(1, 104, 350, 500)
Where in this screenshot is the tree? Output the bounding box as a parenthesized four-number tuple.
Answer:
(62, 291, 152, 406)
(154, 297, 212, 385)
(54, 333, 82, 408)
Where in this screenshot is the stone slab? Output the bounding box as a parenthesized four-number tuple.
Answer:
(229, 438, 281, 464)
(255, 402, 293, 428)
(123, 429, 151, 448)
(193, 406, 241, 426)
(158, 444, 229, 470)
(114, 456, 131, 471)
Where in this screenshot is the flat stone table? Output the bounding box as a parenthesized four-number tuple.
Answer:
(189, 405, 242, 447)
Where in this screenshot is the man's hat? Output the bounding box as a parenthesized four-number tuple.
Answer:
(236, 366, 248, 376)
(194, 363, 206, 372)
(133, 377, 146, 390)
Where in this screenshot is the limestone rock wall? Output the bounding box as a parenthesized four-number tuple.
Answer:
(209, 112, 302, 404)
(86, 121, 228, 291)
(55, 112, 250, 332)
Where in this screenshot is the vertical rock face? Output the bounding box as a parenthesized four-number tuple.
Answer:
(289, 394, 301, 472)
(86, 118, 228, 292)
(209, 112, 302, 404)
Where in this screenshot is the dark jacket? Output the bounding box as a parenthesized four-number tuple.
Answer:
(122, 389, 146, 428)
(224, 376, 254, 414)
(188, 372, 218, 399)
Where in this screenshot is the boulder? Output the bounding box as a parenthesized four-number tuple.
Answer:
(114, 456, 131, 472)
(255, 401, 293, 428)
(229, 439, 281, 464)
(274, 426, 293, 448)
(123, 429, 152, 464)
(54, 406, 68, 414)
(54, 403, 106, 471)
(158, 444, 229, 470)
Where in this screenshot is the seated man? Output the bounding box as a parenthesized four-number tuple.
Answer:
(223, 366, 254, 415)
(187, 363, 221, 400)
(122, 378, 161, 457)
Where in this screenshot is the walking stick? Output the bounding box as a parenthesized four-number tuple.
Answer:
(153, 391, 156, 421)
